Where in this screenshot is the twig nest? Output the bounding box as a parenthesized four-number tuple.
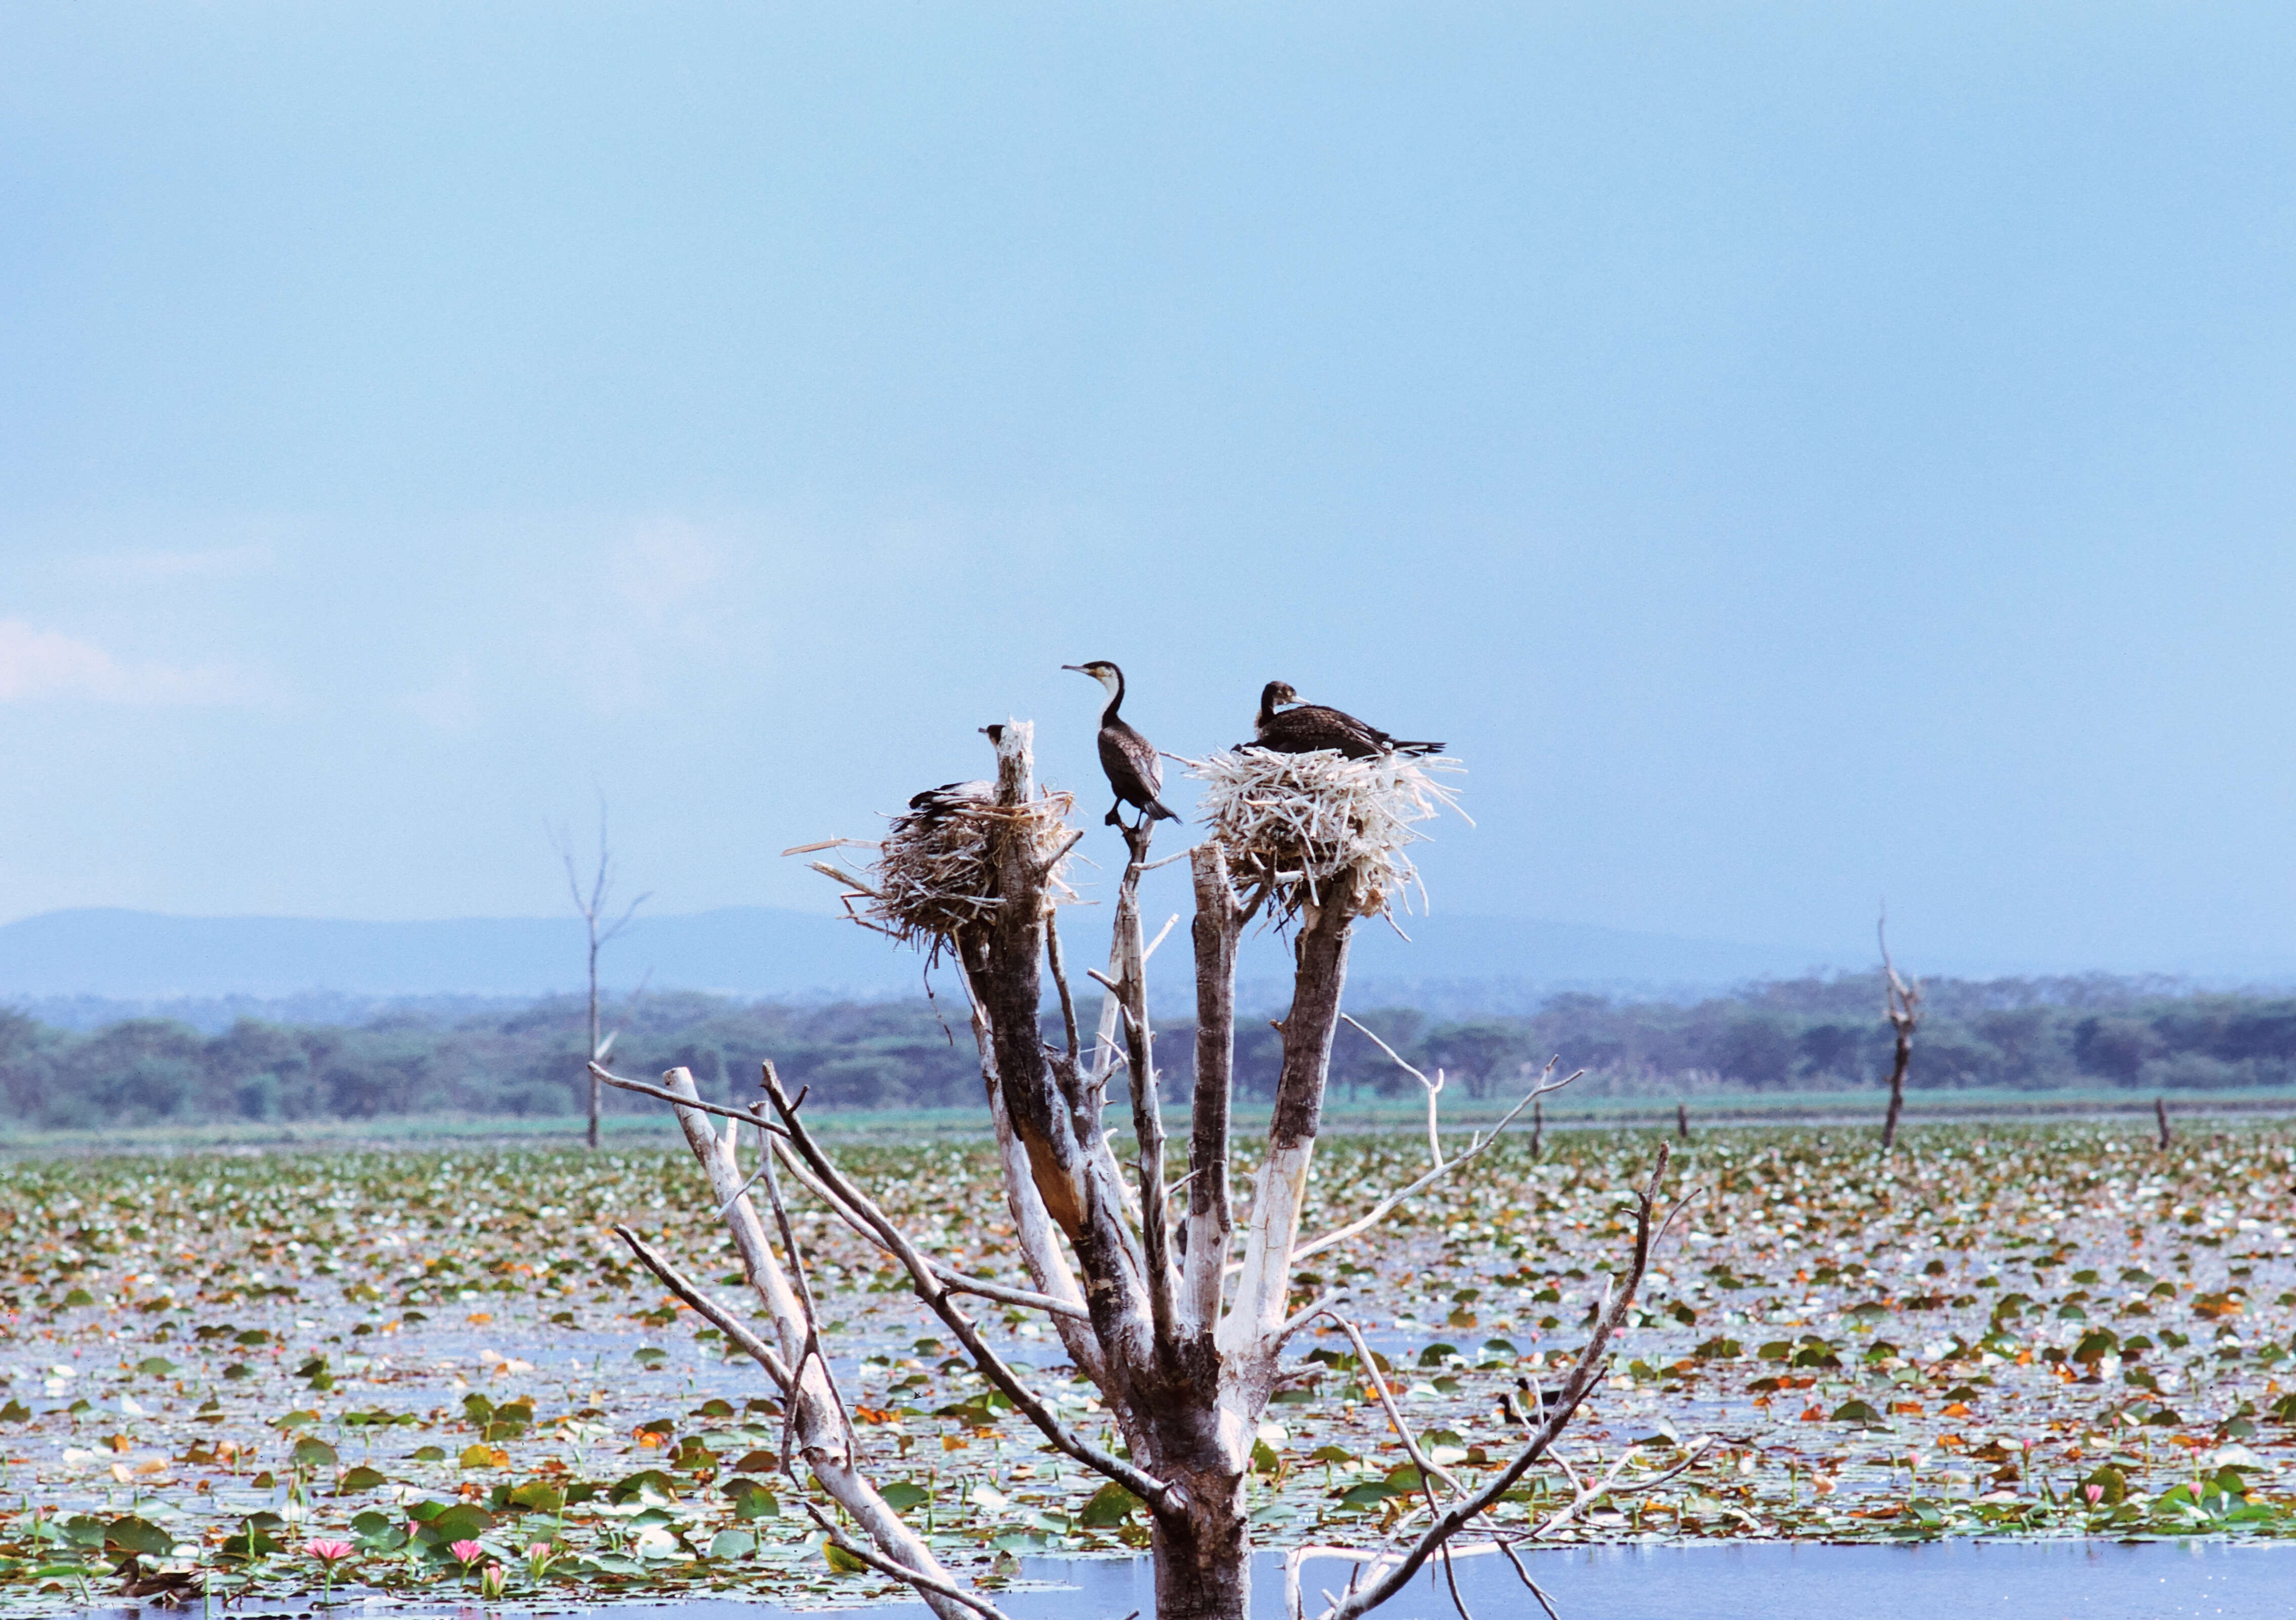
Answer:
(1187, 747, 1464, 922)
(868, 786, 1079, 948)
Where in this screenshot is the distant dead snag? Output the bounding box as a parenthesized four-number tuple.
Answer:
(1878, 915, 1923, 1153)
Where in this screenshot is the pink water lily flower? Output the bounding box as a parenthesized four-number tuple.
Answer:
(2084, 1483, 2105, 1505)
(450, 1538, 485, 1564)
(305, 1539, 354, 1565)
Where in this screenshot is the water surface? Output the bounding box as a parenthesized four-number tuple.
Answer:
(92, 1541, 2293, 1620)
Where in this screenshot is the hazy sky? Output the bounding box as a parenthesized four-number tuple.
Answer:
(5, 4, 2294, 978)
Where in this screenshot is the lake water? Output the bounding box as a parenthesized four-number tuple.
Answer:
(90, 1540, 2295, 1620)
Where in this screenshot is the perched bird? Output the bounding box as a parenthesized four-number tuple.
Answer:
(1062, 661, 1179, 829)
(1248, 681, 1444, 759)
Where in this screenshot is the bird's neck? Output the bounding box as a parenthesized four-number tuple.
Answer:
(1100, 669, 1125, 725)
(1256, 683, 1282, 727)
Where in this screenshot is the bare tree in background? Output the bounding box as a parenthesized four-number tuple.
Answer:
(558, 799, 649, 1150)
(592, 722, 1686, 1620)
(1878, 916, 1922, 1152)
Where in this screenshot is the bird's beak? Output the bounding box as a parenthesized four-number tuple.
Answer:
(1061, 664, 1084, 673)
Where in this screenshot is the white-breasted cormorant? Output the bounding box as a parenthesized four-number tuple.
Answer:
(1248, 681, 1443, 759)
(1063, 661, 1179, 829)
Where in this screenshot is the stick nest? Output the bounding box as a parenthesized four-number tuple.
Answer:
(1187, 747, 1465, 922)
(861, 787, 1079, 949)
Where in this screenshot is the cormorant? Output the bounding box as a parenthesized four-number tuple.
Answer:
(1063, 661, 1179, 829)
(1248, 681, 1443, 759)
(900, 782, 991, 831)
(897, 727, 1008, 830)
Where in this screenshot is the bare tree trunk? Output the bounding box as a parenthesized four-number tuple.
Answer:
(1181, 843, 1241, 1339)
(2155, 1095, 2171, 1150)
(1880, 1019, 1912, 1151)
(1530, 1095, 1543, 1159)
(1877, 922, 1920, 1153)
(1219, 871, 1359, 1360)
(561, 799, 645, 1152)
(962, 724, 1156, 1410)
(1152, 1488, 1251, 1620)
(586, 937, 602, 1150)
(1675, 1101, 1689, 1140)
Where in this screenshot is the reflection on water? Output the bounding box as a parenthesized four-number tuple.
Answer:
(79, 1540, 2296, 1620)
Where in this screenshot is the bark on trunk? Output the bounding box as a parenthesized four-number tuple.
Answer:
(1152, 1472, 1251, 1620)
(965, 723, 1158, 1418)
(1222, 871, 1358, 1359)
(1181, 842, 1242, 1341)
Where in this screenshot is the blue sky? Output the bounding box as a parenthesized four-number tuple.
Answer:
(4, 4, 2294, 978)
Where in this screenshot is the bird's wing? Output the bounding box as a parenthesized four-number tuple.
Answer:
(1261, 704, 1389, 757)
(1101, 723, 1163, 800)
(1311, 705, 1396, 754)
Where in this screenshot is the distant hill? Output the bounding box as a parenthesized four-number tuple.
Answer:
(0, 905, 1843, 1020)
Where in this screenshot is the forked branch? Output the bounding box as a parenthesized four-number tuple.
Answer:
(1286, 1060, 1582, 1270)
(624, 1066, 973, 1620)
(1341, 1014, 1445, 1169)
(759, 1063, 1176, 1513)
(1320, 1144, 1682, 1620)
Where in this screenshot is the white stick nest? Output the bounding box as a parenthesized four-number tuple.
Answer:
(857, 788, 1080, 950)
(1186, 748, 1465, 923)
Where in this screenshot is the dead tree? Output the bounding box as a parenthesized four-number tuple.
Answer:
(558, 800, 648, 1150)
(1878, 918, 1922, 1152)
(2155, 1094, 2172, 1151)
(594, 721, 1679, 1620)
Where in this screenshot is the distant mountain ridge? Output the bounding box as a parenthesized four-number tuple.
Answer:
(0, 905, 1844, 1019)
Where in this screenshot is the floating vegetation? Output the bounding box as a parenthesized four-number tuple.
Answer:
(0, 1122, 2289, 1613)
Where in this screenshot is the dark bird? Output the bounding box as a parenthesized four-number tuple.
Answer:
(1499, 1377, 1569, 1431)
(115, 1558, 200, 1603)
(901, 780, 991, 828)
(1248, 681, 1444, 759)
(898, 727, 1008, 830)
(1063, 661, 1179, 829)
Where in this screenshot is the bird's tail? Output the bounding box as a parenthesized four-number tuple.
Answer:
(1392, 740, 1446, 757)
(1147, 798, 1180, 821)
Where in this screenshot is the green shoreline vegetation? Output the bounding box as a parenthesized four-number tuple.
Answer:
(8, 971, 2296, 1135)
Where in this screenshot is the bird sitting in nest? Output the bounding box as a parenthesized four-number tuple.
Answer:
(898, 726, 1011, 830)
(1247, 681, 1444, 758)
(1063, 661, 1178, 829)
(900, 779, 993, 829)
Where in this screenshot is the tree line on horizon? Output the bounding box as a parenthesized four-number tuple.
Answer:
(2, 970, 2292, 1130)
